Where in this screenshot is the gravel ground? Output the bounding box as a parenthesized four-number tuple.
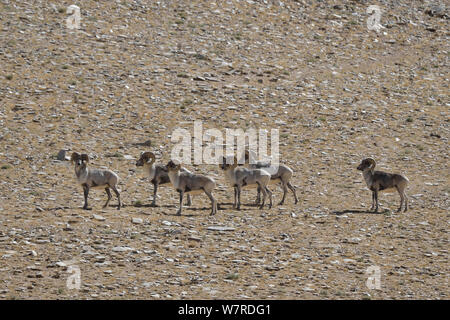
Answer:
(0, 0, 448, 299)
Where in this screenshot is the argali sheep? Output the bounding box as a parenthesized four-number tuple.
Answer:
(136, 151, 192, 206)
(71, 152, 121, 210)
(220, 156, 273, 210)
(165, 160, 217, 216)
(242, 150, 298, 205)
(357, 158, 409, 212)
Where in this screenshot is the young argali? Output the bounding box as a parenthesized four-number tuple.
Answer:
(165, 160, 217, 216)
(71, 152, 121, 210)
(243, 150, 298, 205)
(357, 158, 409, 212)
(220, 156, 273, 210)
(136, 151, 192, 206)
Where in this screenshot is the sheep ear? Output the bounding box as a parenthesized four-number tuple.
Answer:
(81, 154, 89, 163)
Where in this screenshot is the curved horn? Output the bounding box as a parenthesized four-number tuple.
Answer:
(70, 152, 80, 163)
(142, 152, 156, 164)
(81, 154, 89, 163)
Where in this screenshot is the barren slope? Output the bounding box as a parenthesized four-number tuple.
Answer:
(0, 0, 448, 299)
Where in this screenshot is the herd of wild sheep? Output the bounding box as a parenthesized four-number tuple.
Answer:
(70, 150, 409, 215)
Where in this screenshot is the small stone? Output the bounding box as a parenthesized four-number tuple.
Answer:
(55, 260, 77, 268)
(265, 265, 280, 271)
(95, 255, 106, 263)
(56, 150, 67, 161)
(112, 246, 134, 252)
(343, 258, 356, 264)
(93, 214, 105, 221)
(132, 218, 143, 224)
(207, 226, 235, 232)
(63, 224, 73, 231)
(134, 140, 152, 147)
(348, 237, 362, 244)
(425, 5, 447, 18)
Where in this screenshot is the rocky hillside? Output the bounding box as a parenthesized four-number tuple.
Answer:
(0, 0, 448, 299)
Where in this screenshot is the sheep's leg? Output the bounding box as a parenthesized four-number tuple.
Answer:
(403, 192, 408, 212)
(204, 190, 217, 215)
(395, 186, 404, 212)
(151, 182, 158, 206)
(257, 182, 266, 209)
(186, 194, 192, 206)
(266, 186, 273, 209)
(82, 184, 91, 210)
(255, 186, 261, 204)
(287, 182, 298, 204)
(370, 191, 375, 210)
(233, 186, 237, 209)
(278, 182, 287, 205)
(111, 186, 121, 210)
(236, 185, 242, 210)
(103, 187, 112, 208)
(374, 190, 379, 212)
(176, 190, 183, 216)
(396, 186, 408, 213)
